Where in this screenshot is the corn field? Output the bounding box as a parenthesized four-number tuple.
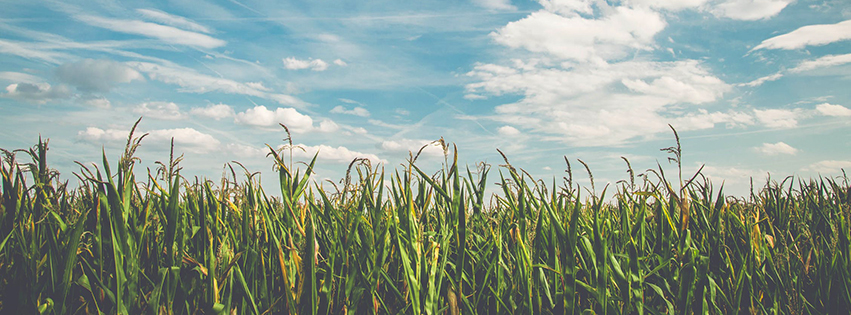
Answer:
(1, 124, 850, 314)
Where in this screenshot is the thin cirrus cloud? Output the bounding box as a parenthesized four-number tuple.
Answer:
(126, 61, 303, 106)
(135, 9, 212, 34)
(73, 14, 225, 49)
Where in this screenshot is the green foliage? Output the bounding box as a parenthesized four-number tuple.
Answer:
(1, 126, 849, 314)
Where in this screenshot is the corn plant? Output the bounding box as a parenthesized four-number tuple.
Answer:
(1, 123, 849, 314)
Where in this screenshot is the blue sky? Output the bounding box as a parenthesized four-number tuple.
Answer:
(1, 0, 849, 197)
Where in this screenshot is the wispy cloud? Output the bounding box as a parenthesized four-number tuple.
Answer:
(74, 15, 226, 48)
(136, 9, 213, 34)
(753, 20, 851, 50)
(126, 61, 303, 106)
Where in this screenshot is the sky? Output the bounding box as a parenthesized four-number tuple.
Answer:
(1, 0, 850, 198)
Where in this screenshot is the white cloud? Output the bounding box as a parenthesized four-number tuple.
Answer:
(77, 127, 128, 142)
(225, 143, 266, 158)
(626, 0, 709, 11)
(245, 81, 272, 91)
(473, 0, 517, 11)
(283, 57, 329, 71)
(190, 103, 235, 120)
(78, 126, 221, 153)
(754, 142, 798, 155)
(127, 62, 302, 106)
(291, 144, 386, 164)
(536, 0, 594, 16)
(699, 164, 767, 183)
(234, 105, 315, 133)
(741, 72, 783, 87)
(790, 54, 851, 73)
(497, 125, 521, 136)
(395, 108, 410, 116)
(802, 160, 851, 173)
(56, 59, 143, 92)
(136, 9, 212, 34)
(146, 128, 221, 153)
(753, 108, 800, 128)
(0, 71, 42, 83)
(815, 103, 851, 116)
(4, 82, 72, 104)
(80, 96, 111, 109)
(466, 59, 733, 146)
(0, 39, 67, 64)
(330, 105, 370, 117)
(74, 15, 226, 49)
(318, 119, 340, 132)
(753, 20, 851, 50)
(333, 59, 348, 66)
(711, 0, 793, 21)
(490, 6, 666, 62)
(133, 102, 185, 120)
(381, 139, 446, 157)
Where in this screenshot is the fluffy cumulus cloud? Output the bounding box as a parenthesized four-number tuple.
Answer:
(802, 160, 851, 173)
(490, 6, 666, 62)
(133, 102, 184, 120)
(234, 105, 339, 133)
(815, 103, 851, 117)
(753, 20, 851, 50)
(711, 0, 793, 21)
(4, 82, 72, 104)
(56, 59, 143, 92)
(77, 127, 128, 142)
(291, 144, 386, 164)
(497, 125, 521, 136)
(74, 14, 225, 48)
(466, 59, 734, 146)
(754, 142, 798, 155)
(318, 119, 340, 132)
(78, 126, 220, 153)
(753, 109, 800, 128)
(283, 57, 329, 71)
(330, 105, 370, 117)
(190, 103, 235, 120)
